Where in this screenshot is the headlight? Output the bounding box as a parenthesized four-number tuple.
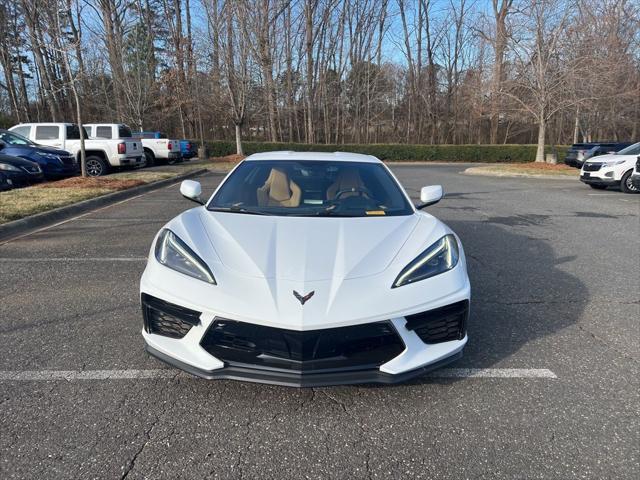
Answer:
(601, 160, 626, 167)
(0, 163, 21, 172)
(36, 152, 61, 161)
(154, 229, 216, 284)
(392, 234, 459, 288)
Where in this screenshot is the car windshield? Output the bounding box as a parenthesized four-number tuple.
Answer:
(0, 130, 35, 146)
(616, 142, 640, 155)
(208, 160, 414, 217)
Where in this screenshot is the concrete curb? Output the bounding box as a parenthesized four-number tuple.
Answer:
(0, 168, 211, 243)
(463, 166, 579, 180)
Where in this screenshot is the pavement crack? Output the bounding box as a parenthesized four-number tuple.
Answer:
(576, 324, 638, 363)
(321, 390, 373, 478)
(119, 391, 169, 479)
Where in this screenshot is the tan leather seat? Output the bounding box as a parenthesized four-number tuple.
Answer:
(327, 168, 365, 200)
(257, 168, 301, 207)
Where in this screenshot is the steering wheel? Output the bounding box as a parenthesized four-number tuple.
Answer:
(332, 186, 373, 200)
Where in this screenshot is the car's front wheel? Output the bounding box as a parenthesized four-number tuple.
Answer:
(620, 170, 639, 194)
(85, 156, 108, 177)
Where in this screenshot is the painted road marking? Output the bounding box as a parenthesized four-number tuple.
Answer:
(0, 257, 147, 262)
(0, 368, 557, 381)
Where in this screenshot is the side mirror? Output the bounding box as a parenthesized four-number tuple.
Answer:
(417, 185, 443, 210)
(180, 180, 204, 205)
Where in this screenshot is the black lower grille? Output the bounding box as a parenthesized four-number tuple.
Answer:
(405, 300, 468, 344)
(200, 320, 404, 373)
(582, 162, 602, 172)
(141, 293, 201, 339)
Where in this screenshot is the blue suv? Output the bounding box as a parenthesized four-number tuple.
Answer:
(0, 129, 79, 179)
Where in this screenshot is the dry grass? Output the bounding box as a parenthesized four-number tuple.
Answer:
(37, 177, 146, 190)
(467, 162, 577, 177)
(0, 187, 113, 223)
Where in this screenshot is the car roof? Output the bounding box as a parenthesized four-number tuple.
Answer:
(12, 123, 74, 126)
(244, 151, 381, 163)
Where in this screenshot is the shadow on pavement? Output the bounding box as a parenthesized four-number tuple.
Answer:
(393, 219, 588, 387)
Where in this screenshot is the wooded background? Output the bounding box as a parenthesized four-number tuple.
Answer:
(0, 0, 638, 161)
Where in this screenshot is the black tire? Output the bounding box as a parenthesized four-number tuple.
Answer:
(620, 170, 639, 194)
(144, 150, 155, 167)
(85, 156, 108, 177)
(589, 184, 607, 190)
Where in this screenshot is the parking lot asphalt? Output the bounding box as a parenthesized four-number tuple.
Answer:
(1, 164, 638, 479)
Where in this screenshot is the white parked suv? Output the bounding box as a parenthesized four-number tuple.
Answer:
(85, 124, 180, 167)
(10, 123, 144, 176)
(580, 142, 640, 193)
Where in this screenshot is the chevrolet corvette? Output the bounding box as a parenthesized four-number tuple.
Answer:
(140, 151, 470, 386)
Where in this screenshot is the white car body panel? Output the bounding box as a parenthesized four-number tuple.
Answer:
(140, 151, 471, 385)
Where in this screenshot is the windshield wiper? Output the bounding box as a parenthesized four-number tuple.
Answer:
(293, 209, 360, 217)
(208, 206, 273, 216)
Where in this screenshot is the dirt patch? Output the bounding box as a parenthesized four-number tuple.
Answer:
(210, 154, 245, 163)
(37, 177, 147, 190)
(498, 162, 575, 173)
(465, 162, 577, 179)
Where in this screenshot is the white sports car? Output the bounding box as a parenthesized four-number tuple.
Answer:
(140, 152, 470, 386)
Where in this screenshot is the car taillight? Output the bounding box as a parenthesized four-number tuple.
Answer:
(168, 142, 172, 150)
(118, 143, 126, 154)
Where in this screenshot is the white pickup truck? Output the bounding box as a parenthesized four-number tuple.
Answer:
(84, 124, 181, 166)
(136, 131, 181, 166)
(9, 123, 144, 176)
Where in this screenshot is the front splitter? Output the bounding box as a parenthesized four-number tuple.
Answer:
(145, 345, 463, 388)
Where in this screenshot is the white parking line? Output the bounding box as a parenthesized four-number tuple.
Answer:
(0, 257, 147, 262)
(0, 368, 557, 381)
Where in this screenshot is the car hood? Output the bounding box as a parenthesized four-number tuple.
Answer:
(586, 153, 618, 163)
(33, 145, 72, 156)
(197, 210, 427, 282)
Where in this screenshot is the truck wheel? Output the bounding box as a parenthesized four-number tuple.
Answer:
(144, 150, 155, 167)
(589, 184, 607, 190)
(85, 156, 108, 177)
(620, 170, 639, 194)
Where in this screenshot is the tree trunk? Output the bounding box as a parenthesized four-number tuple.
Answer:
(235, 124, 243, 155)
(304, 0, 315, 144)
(535, 118, 546, 163)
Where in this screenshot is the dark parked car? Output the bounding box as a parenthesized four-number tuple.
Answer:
(0, 153, 45, 187)
(0, 171, 12, 191)
(565, 142, 632, 168)
(0, 129, 79, 179)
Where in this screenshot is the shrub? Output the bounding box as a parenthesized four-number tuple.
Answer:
(203, 141, 569, 163)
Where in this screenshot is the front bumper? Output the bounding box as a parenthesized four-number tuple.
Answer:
(140, 290, 470, 387)
(3, 171, 44, 186)
(580, 174, 618, 186)
(44, 164, 80, 179)
(564, 158, 580, 168)
(146, 344, 463, 387)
